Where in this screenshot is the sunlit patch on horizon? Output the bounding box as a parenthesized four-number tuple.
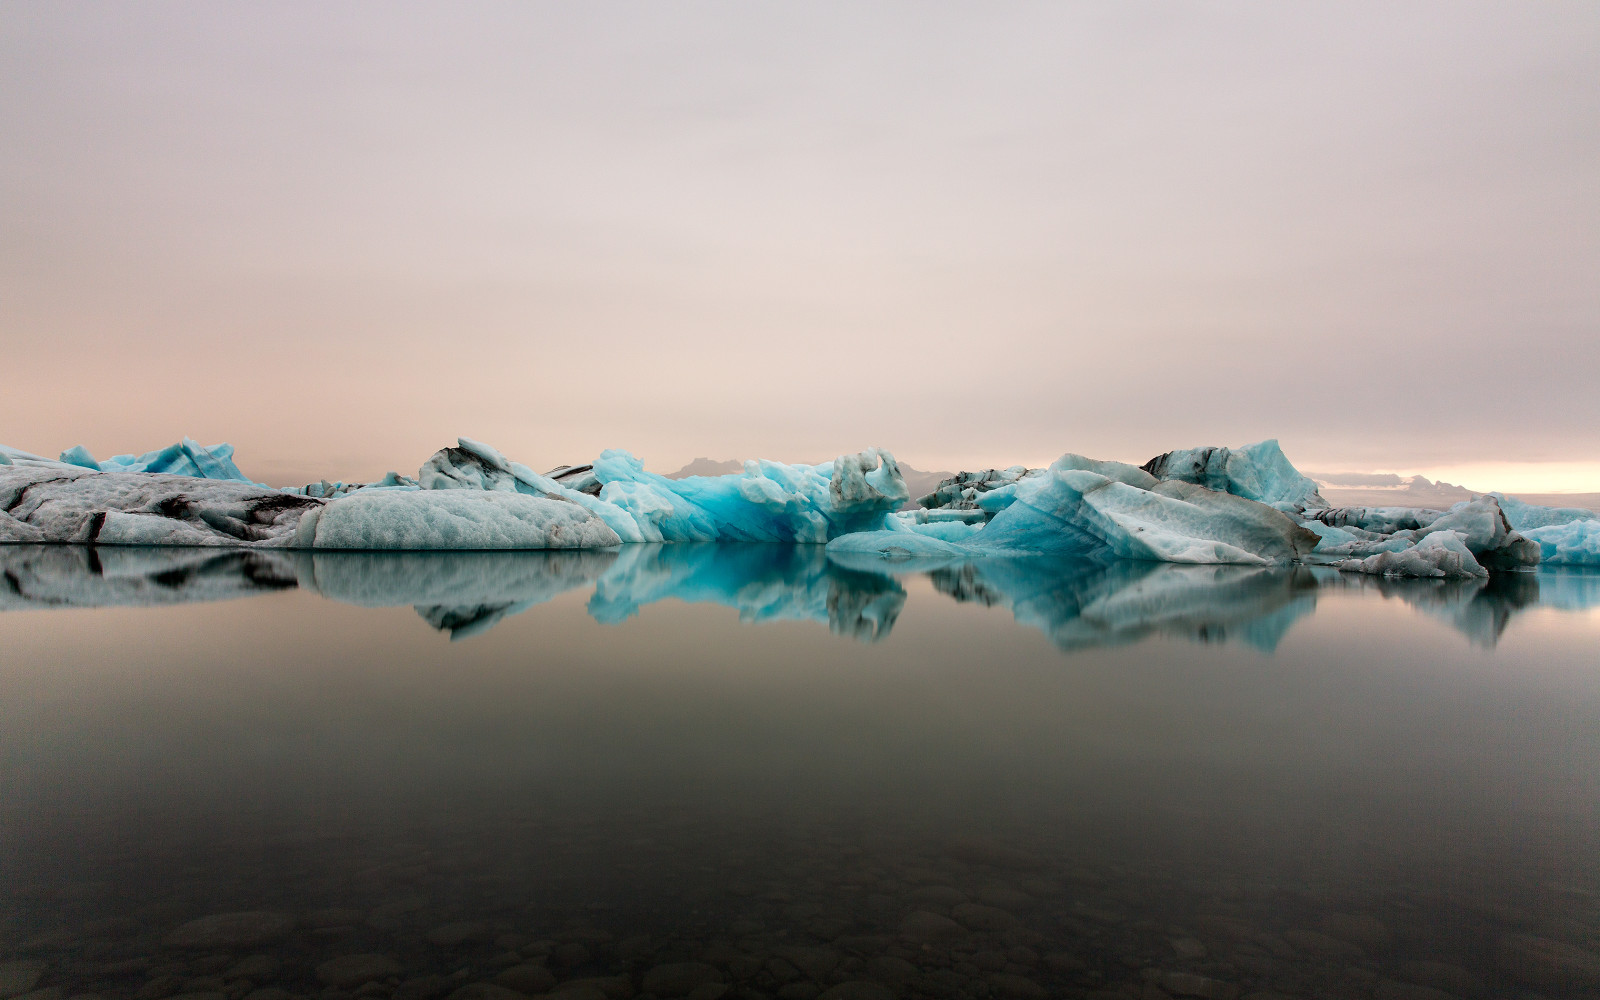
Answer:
(1398, 461, 1600, 496)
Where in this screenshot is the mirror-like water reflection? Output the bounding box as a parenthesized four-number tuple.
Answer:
(2, 545, 1598, 1000)
(4, 544, 1596, 649)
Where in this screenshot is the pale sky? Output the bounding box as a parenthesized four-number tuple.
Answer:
(3, 3, 1597, 488)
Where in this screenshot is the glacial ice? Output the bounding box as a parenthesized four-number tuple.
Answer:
(299, 489, 622, 550)
(5, 433, 1598, 572)
(833, 453, 1319, 567)
(1140, 439, 1327, 512)
(1492, 492, 1597, 532)
(417, 439, 909, 544)
(1522, 520, 1600, 566)
(588, 446, 908, 542)
(1299, 496, 1542, 577)
(62, 438, 256, 482)
(0, 465, 318, 546)
(915, 466, 1038, 511)
(973, 458, 1320, 563)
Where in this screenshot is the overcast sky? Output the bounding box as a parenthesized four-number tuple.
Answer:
(3, 3, 1596, 488)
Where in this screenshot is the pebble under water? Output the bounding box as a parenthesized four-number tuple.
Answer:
(2, 545, 1598, 1000)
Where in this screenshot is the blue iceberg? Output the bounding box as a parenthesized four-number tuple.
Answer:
(59, 438, 256, 482)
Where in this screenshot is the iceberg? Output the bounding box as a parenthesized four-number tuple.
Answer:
(588, 446, 908, 542)
(416, 439, 909, 544)
(833, 453, 1319, 567)
(0, 462, 619, 551)
(1492, 492, 1597, 532)
(914, 466, 1039, 512)
(1140, 439, 1328, 512)
(1, 465, 320, 546)
(296, 489, 620, 550)
(972, 457, 1319, 563)
(53, 438, 257, 482)
(898, 442, 1561, 577)
(4, 433, 1592, 571)
(1522, 520, 1600, 566)
(1301, 495, 1541, 575)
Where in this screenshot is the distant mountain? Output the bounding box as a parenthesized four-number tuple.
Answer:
(1307, 472, 1474, 509)
(666, 458, 745, 479)
(1501, 493, 1600, 513)
(898, 463, 956, 507)
(1307, 472, 1600, 513)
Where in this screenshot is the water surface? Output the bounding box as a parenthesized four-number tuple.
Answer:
(2, 545, 1598, 1000)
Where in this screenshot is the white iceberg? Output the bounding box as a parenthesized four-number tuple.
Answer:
(1, 465, 319, 546)
(297, 489, 621, 550)
(1302, 496, 1541, 576)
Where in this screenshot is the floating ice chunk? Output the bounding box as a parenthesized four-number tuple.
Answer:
(93, 438, 255, 482)
(1305, 506, 1444, 535)
(1336, 529, 1488, 578)
(973, 457, 1319, 564)
(301, 489, 621, 550)
(1303, 496, 1539, 575)
(828, 453, 1317, 566)
(881, 510, 988, 540)
(1, 459, 620, 551)
(587, 446, 907, 543)
(58, 445, 101, 469)
(0, 465, 318, 547)
(0, 444, 73, 469)
(1142, 439, 1327, 511)
(1422, 497, 1540, 570)
(916, 466, 1038, 512)
(417, 439, 653, 542)
(1522, 520, 1600, 566)
(1492, 492, 1598, 532)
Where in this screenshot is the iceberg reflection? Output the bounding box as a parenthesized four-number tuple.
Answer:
(4, 543, 1597, 650)
(0, 544, 297, 609)
(589, 543, 905, 641)
(931, 559, 1321, 653)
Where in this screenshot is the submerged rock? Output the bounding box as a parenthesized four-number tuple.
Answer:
(162, 912, 296, 949)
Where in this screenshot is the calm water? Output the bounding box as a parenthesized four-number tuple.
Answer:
(2, 544, 1598, 1000)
